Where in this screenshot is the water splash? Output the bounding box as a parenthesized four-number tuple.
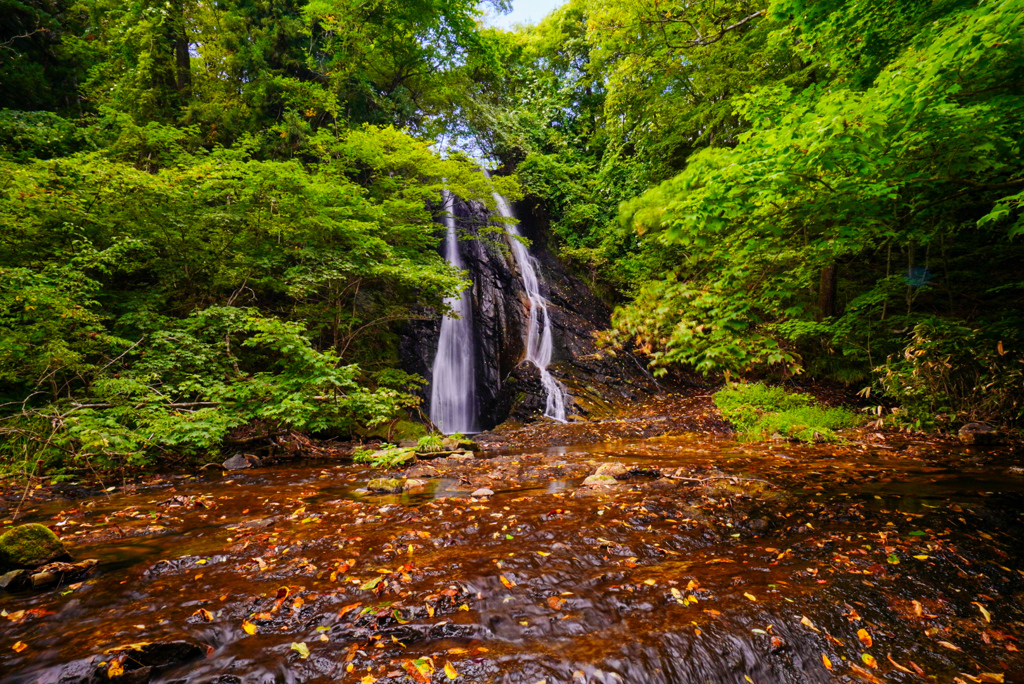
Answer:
(489, 181, 569, 422)
(429, 190, 479, 434)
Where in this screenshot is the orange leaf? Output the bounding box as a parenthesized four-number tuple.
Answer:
(857, 628, 873, 648)
(500, 575, 515, 589)
(822, 653, 832, 670)
(12, 641, 28, 653)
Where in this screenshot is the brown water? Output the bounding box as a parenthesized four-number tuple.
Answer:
(3, 436, 1024, 683)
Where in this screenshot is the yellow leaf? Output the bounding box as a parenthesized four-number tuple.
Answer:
(108, 660, 124, 677)
(978, 674, 1005, 683)
(801, 616, 818, 632)
(643, 579, 656, 586)
(242, 620, 257, 635)
(444, 661, 459, 680)
(972, 602, 992, 622)
(861, 653, 878, 669)
(744, 593, 757, 602)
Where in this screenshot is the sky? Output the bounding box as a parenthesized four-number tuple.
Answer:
(483, 0, 568, 29)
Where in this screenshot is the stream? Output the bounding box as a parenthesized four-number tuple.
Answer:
(3, 434, 1024, 683)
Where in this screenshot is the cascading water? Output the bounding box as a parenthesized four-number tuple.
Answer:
(429, 191, 479, 434)
(489, 182, 569, 422)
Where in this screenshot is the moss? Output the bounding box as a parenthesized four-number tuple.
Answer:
(714, 383, 863, 443)
(0, 523, 71, 571)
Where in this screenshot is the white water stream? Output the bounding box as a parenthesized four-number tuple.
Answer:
(429, 191, 479, 434)
(490, 186, 569, 422)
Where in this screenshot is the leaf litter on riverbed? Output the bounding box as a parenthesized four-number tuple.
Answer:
(2, 429, 1022, 683)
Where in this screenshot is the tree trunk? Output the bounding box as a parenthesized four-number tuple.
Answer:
(818, 263, 837, 320)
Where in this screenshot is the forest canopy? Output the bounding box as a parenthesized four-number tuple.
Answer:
(1, 0, 1022, 476)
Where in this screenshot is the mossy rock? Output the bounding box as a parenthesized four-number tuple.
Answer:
(441, 437, 479, 452)
(0, 523, 72, 572)
(367, 478, 406, 493)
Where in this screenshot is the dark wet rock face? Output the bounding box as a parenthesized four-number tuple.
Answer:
(400, 194, 658, 430)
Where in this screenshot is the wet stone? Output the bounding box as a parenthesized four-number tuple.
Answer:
(0, 523, 73, 571)
(594, 462, 628, 479)
(582, 474, 619, 487)
(959, 422, 1004, 445)
(0, 568, 30, 592)
(471, 488, 495, 497)
(223, 453, 261, 470)
(367, 478, 406, 493)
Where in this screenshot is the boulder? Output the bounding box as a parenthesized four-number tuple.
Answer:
(403, 479, 429, 491)
(471, 488, 495, 498)
(594, 462, 628, 479)
(958, 422, 1004, 446)
(0, 523, 72, 572)
(367, 478, 406, 493)
(223, 453, 261, 470)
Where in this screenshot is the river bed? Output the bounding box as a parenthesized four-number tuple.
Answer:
(2, 434, 1023, 683)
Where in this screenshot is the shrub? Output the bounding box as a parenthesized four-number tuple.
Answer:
(714, 382, 863, 442)
(875, 316, 1024, 429)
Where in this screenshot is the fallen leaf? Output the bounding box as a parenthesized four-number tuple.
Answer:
(242, 620, 257, 635)
(822, 654, 832, 670)
(547, 596, 565, 610)
(938, 640, 962, 652)
(500, 575, 515, 589)
(107, 660, 124, 677)
(743, 593, 757, 602)
(360, 576, 383, 591)
(444, 661, 459, 680)
(977, 674, 1005, 683)
(12, 641, 28, 653)
(291, 642, 310, 659)
(857, 628, 873, 648)
(801, 616, 818, 632)
(887, 654, 913, 674)
(192, 609, 213, 622)
(972, 602, 992, 623)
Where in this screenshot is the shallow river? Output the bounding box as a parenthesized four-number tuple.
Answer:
(2, 435, 1023, 683)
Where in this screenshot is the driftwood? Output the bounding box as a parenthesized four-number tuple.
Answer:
(663, 474, 778, 488)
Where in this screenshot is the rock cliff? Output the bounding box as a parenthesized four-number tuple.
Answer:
(400, 194, 659, 431)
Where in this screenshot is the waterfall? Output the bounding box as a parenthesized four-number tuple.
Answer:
(429, 191, 479, 434)
(489, 185, 569, 423)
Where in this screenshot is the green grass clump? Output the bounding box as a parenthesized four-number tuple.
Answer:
(353, 444, 417, 469)
(714, 383, 863, 442)
(416, 433, 445, 453)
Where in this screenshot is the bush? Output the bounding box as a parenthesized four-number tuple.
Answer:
(714, 383, 863, 442)
(875, 316, 1024, 429)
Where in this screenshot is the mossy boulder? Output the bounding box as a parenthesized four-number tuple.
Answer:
(0, 523, 72, 572)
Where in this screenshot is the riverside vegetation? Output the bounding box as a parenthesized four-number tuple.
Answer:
(1, 0, 1022, 472)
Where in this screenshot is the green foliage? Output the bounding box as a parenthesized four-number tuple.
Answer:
(876, 316, 1024, 429)
(416, 433, 445, 453)
(714, 383, 863, 442)
(353, 444, 416, 469)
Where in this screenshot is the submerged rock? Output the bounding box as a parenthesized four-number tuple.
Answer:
(471, 488, 495, 498)
(0, 523, 72, 571)
(403, 479, 429, 491)
(958, 422, 1004, 446)
(367, 478, 406, 493)
(582, 474, 619, 487)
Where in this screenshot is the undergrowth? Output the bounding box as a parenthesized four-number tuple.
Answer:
(352, 444, 416, 469)
(714, 383, 864, 442)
